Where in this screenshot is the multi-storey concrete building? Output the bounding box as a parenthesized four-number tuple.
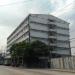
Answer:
(7, 14, 71, 57)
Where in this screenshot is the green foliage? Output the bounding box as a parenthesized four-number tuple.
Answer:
(10, 40, 49, 67)
(31, 40, 49, 57)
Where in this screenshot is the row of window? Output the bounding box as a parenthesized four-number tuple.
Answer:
(31, 28, 69, 37)
(7, 24, 28, 44)
(30, 36, 70, 45)
(30, 21, 69, 30)
(50, 46, 70, 50)
(31, 15, 66, 24)
(8, 17, 28, 39)
(48, 18, 67, 24)
(7, 32, 29, 48)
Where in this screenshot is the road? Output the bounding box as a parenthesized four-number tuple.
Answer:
(0, 66, 75, 75)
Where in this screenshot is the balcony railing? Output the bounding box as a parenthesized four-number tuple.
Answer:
(49, 36, 57, 39)
(49, 29, 56, 32)
(49, 43, 56, 46)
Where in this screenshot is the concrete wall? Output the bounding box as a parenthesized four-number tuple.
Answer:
(51, 56, 75, 70)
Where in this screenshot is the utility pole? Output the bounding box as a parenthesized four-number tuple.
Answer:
(47, 19, 52, 68)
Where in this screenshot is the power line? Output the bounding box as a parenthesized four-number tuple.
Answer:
(52, 1, 74, 15)
(0, 0, 31, 7)
(50, 1, 75, 33)
(59, 4, 72, 11)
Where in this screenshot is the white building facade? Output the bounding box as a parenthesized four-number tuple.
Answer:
(7, 14, 71, 56)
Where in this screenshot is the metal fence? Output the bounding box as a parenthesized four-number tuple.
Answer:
(51, 56, 75, 70)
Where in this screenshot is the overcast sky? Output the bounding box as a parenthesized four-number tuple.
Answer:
(0, 0, 75, 54)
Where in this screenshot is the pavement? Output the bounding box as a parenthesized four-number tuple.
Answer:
(0, 65, 75, 75)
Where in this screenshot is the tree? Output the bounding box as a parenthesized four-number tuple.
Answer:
(10, 44, 18, 66)
(10, 41, 27, 66)
(10, 40, 49, 67)
(23, 40, 49, 67)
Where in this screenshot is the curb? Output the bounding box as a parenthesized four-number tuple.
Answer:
(50, 69, 75, 73)
(4, 66, 75, 74)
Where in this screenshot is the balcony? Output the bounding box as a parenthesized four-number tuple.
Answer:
(49, 36, 57, 39)
(49, 43, 56, 46)
(49, 29, 56, 32)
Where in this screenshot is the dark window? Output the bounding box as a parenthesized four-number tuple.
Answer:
(48, 24, 56, 29)
(48, 19, 55, 22)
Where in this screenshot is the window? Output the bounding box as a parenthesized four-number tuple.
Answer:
(48, 24, 56, 29)
(48, 19, 55, 22)
(49, 32, 56, 36)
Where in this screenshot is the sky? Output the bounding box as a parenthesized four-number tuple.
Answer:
(0, 0, 75, 54)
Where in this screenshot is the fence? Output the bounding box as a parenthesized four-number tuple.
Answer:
(51, 56, 75, 70)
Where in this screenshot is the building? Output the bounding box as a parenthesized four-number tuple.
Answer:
(0, 53, 5, 65)
(7, 14, 71, 57)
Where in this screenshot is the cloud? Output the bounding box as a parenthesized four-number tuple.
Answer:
(29, 0, 52, 14)
(0, 0, 31, 50)
(0, 0, 75, 55)
(0, 0, 52, 51)
(49, 0, 65, 11)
